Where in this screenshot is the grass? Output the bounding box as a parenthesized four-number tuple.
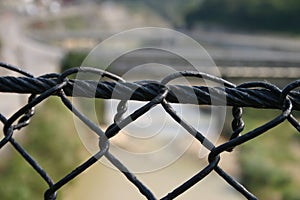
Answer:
(0, 97, 84, 200)
(238, 108, 300, 200)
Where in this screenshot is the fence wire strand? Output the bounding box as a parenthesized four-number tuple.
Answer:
(0, 62, 299, 200)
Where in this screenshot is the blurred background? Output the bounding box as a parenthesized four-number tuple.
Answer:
(1, 0, 300, 199)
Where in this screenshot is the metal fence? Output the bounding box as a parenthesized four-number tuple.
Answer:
(0, 62, 300, 200)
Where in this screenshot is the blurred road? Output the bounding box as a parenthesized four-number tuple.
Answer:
(63, 149, 244, 200)
(190, 29, 300, 65)
(0, 12, 62, 117)
(0, 12, 62, 75)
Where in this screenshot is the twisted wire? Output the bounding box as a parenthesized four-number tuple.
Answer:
(0, 62, 300, 200)
(0, 75, 300, 110)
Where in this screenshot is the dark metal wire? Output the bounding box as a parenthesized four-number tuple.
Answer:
(0, 62, 299, 200)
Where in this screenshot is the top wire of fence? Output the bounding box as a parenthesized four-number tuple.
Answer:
(0, 62, 300, 200)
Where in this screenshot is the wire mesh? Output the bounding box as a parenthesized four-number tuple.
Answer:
(0, 62, 299, 200)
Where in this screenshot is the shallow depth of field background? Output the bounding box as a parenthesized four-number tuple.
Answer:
(1, 0, 300, 199)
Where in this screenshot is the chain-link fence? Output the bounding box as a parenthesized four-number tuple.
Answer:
(0, 62, 300, 200)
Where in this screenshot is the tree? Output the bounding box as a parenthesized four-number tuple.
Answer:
(185, 0, 300, 32)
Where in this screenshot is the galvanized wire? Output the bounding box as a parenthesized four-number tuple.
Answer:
(0, 62, 299, 200)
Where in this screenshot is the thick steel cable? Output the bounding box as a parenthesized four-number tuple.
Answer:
(0, 75, 299, 110)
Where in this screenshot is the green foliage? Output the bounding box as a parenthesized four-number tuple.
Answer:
(185, 0, 300, 32)
(60, 51, 88, 72)
(238, 108, 300, 199)
(0, 98, 83, 200)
